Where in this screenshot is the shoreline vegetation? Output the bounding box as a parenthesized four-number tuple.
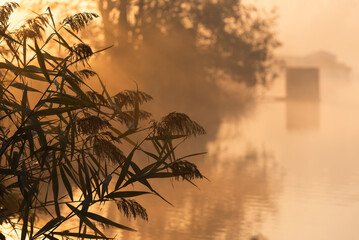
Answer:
(23, 0, 280, 146)
(0, 3, 206, 239)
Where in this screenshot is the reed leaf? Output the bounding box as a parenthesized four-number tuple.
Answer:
(32, 216, 64, 239)
(34, 39, 51, 83)
(66, 203, 107, 238)
(105, 191, 150, 199)
(84, 211, 136, 232)
(10, 82, 40, 93)
(52, 232, 110, 239)
(0, 4, 205, 239)
(59, 165, 73, 201)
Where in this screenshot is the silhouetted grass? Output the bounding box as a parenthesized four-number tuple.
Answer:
(0, 3, 205, 239)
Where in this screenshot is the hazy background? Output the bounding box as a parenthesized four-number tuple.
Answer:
(15, 0, 358, 70)
(251, 0, 357, 74)
(3, 1, 359, 239)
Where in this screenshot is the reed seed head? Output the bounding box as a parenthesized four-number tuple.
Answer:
(77, 116, 110, 135)
(151, 112, 206, 138)
(116, 199, 148, 221)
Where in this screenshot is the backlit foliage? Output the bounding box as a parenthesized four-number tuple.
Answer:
(62, 12, 99, 32)
(0, 4, 205, 239)
(0, 2, 19, 31)
(151, 112, 206, 138)
(15, 13, 49, 40)
(97, 0, 280, 86)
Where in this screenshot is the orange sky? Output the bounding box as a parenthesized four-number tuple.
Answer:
(248, 0, 359, 70)
(10, 0, 359, 71)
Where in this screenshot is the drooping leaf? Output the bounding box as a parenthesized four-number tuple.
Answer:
(42, 234, 60, 240)
(115, 147, 136, 189)
(60, 166, 73, 201)
(29, 116, 47, 149)
(84, 211, 136, 232)
(52, 160, 60, 217)
(20, 85, 28, 123)
(52, 232, 110, 239)
(66, 203, 107, 238)
(34, 39, 52, 83)
(82, 157, 92, 201)
(34, 106, 82, 117)
(10, 82, 40, 92)
(101, 175, 112, 198)
(105, 191, 150, 199)
(0, 62, 47, 81)
(32, 216, 65, 239)
(41, 95, 93, 107)
(62, 69, 91, 101)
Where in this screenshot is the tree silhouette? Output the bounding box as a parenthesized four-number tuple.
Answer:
(97, 0, 280, 87)
(88, 0, 281, 135)
(22, 0, 280, 138)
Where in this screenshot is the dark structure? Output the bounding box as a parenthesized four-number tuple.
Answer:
(286, 67, 320, 101)
(286, 67, 320, 131)
(283, 51, 351, 82)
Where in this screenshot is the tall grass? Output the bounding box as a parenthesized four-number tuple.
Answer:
(0, 3, 205, 239)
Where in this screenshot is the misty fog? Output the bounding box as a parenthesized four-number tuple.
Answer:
(1, 0, 359, 239)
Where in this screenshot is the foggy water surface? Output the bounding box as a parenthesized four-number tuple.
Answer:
(102, 75, 359, 240)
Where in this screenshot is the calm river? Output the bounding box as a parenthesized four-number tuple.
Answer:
(106, 74, 359, 240)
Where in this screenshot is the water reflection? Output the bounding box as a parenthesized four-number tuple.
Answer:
(285, 67, 320, 131)
(106, 143, 281, 240)
(237, 74, 359, 240)
(5, 62, 359, 240)
(286, 101, 319, 131)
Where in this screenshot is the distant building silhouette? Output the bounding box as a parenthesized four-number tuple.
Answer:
(280, 50, 350, 131)
(286, 67, 320, 131)
(286, 67, 320, 101)
(283, 50, 351, 81)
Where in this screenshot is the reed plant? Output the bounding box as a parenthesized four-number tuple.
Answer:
(0, 3, 205, 239)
